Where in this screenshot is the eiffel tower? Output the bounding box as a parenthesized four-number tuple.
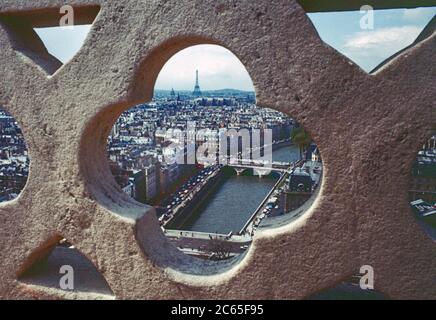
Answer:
(192, 69, 202, 97)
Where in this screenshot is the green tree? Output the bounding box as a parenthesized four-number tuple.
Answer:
(291, 127, 312, 160)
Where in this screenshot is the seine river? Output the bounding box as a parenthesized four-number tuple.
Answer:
(184, 144, 300, 233)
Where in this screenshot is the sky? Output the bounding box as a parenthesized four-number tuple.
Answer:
(307, 7, 436, 72)
(34, 7, 435, 91)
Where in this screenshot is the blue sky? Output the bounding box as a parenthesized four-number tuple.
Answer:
(307, 7, 436, 72)
(34, 7, 435, 91)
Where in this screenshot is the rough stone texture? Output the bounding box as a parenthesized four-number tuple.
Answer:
(0, 0, 434, 299)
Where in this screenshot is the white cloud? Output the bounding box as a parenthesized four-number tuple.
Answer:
(344, 26, 421, 51)
(341, 25, 422, 71)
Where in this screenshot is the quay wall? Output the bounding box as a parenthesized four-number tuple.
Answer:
(165, 167, 234, 230)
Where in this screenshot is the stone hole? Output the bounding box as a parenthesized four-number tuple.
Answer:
(107, 44, 323, 265)
(18, 237, 114, 299)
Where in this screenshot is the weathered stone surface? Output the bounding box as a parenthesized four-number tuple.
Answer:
(0, 0, 434, 299)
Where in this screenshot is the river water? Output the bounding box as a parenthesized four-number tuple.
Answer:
(184, 144, 301, 233)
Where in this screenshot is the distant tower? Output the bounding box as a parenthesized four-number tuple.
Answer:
(170, 88, 176, 100)
(111, 124, 119, 138)
(192, 70, 202, 97)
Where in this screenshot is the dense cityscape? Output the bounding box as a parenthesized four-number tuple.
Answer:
(107, 89, 294, 205)
(106, 71, 324, 258)
(0, 71, 434, 260)
(0, 110, 29, 202)
(105, 83, 321, 255)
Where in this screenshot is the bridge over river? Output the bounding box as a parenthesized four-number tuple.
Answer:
(229, 160, 292, 175)
(165, 159, 304, 256)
